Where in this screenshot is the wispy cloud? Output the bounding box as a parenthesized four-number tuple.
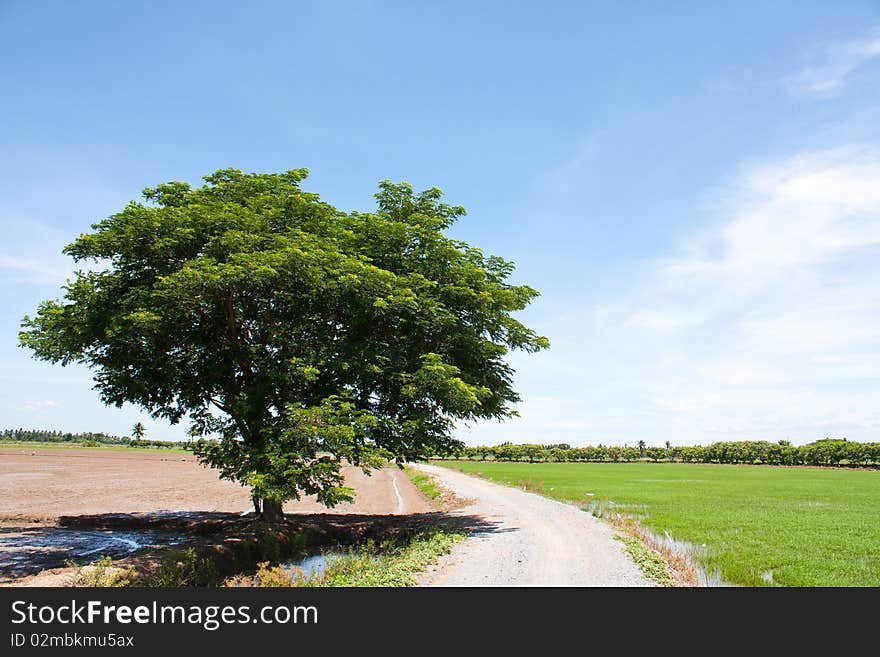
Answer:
(788, 26, 880, 96)
(661, 146, 880, 288)
(0, 255, 72, 284)
(0, 211, 76, 286)
(624, 309, 706, 332)
(621, 145, 880, 440)
(22, 400, 58, 411)
(532, 136, 602, 194)
(468, 145, 880, 446)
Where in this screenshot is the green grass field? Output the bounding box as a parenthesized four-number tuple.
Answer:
(403, 466, 444, 500)
(437, 460, 880, 586)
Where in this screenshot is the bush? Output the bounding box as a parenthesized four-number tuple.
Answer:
(142, 548, 219, 587)
(67, 556, 136, 587)
(226, 562, 301, 587)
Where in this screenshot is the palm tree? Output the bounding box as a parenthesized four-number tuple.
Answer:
(637, 439, 646, 457)
(132, 422, 146, 441)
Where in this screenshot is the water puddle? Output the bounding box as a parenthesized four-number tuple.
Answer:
(0, 528, 182, 578)
(279, 551, 346, 584)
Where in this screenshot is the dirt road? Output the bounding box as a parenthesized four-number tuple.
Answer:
(414, 463, 653, 586)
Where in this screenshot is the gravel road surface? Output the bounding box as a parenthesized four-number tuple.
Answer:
(413, 463, 653, 587)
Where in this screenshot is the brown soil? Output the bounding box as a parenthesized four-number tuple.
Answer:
(0, 447, 439, 584)
(0, 448, 432, 518)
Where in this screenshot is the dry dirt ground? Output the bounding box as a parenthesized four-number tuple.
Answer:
(0, 448, 431, 517)
(0, 447, 434, 584)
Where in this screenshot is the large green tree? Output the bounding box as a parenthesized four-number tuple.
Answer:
(20, 168, 548, 520)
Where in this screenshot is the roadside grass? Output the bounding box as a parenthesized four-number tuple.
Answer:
(403, 466, 443, 501)
(0, 440, 190, 453)
(67, 528, 463, 588)
(616, 535, 674, 587)
(226, 528, 465, 587)
(438, 461, 880, 587)
(309, 528, 464, 587)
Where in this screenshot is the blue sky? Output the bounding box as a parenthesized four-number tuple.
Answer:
(2, 1, 880, 446)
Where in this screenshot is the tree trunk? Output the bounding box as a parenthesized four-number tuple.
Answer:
(252, 495, 262, 515)
(260, 498, 284, 522)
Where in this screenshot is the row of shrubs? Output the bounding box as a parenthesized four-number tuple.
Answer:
(440, 439, 880, 467)
(126, 438, 184, 449)
(2, 429, 183, 449)
(2, 428, 126, 444)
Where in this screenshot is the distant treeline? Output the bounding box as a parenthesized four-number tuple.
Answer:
(442, 439, 880, 467)
(1, 428, 182, 449)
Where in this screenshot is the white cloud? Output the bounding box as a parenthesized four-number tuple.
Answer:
(789, 26, 880, 96)
(0, 212, 77, 286)
(624, 145, 880, 440)
(22, 400, 58, 411)
(0, 255, 72, 284)
(466, 145, 880, 446)
(624, 309, 706, 332)
(664, 146, 880, 286)
(531, 136, 602, 196)
(459, 395, 599, 446)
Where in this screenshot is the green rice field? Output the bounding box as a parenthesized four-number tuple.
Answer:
(437, 461, 880, 587)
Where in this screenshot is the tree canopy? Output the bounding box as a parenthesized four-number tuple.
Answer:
(19, 168, 548, 518)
